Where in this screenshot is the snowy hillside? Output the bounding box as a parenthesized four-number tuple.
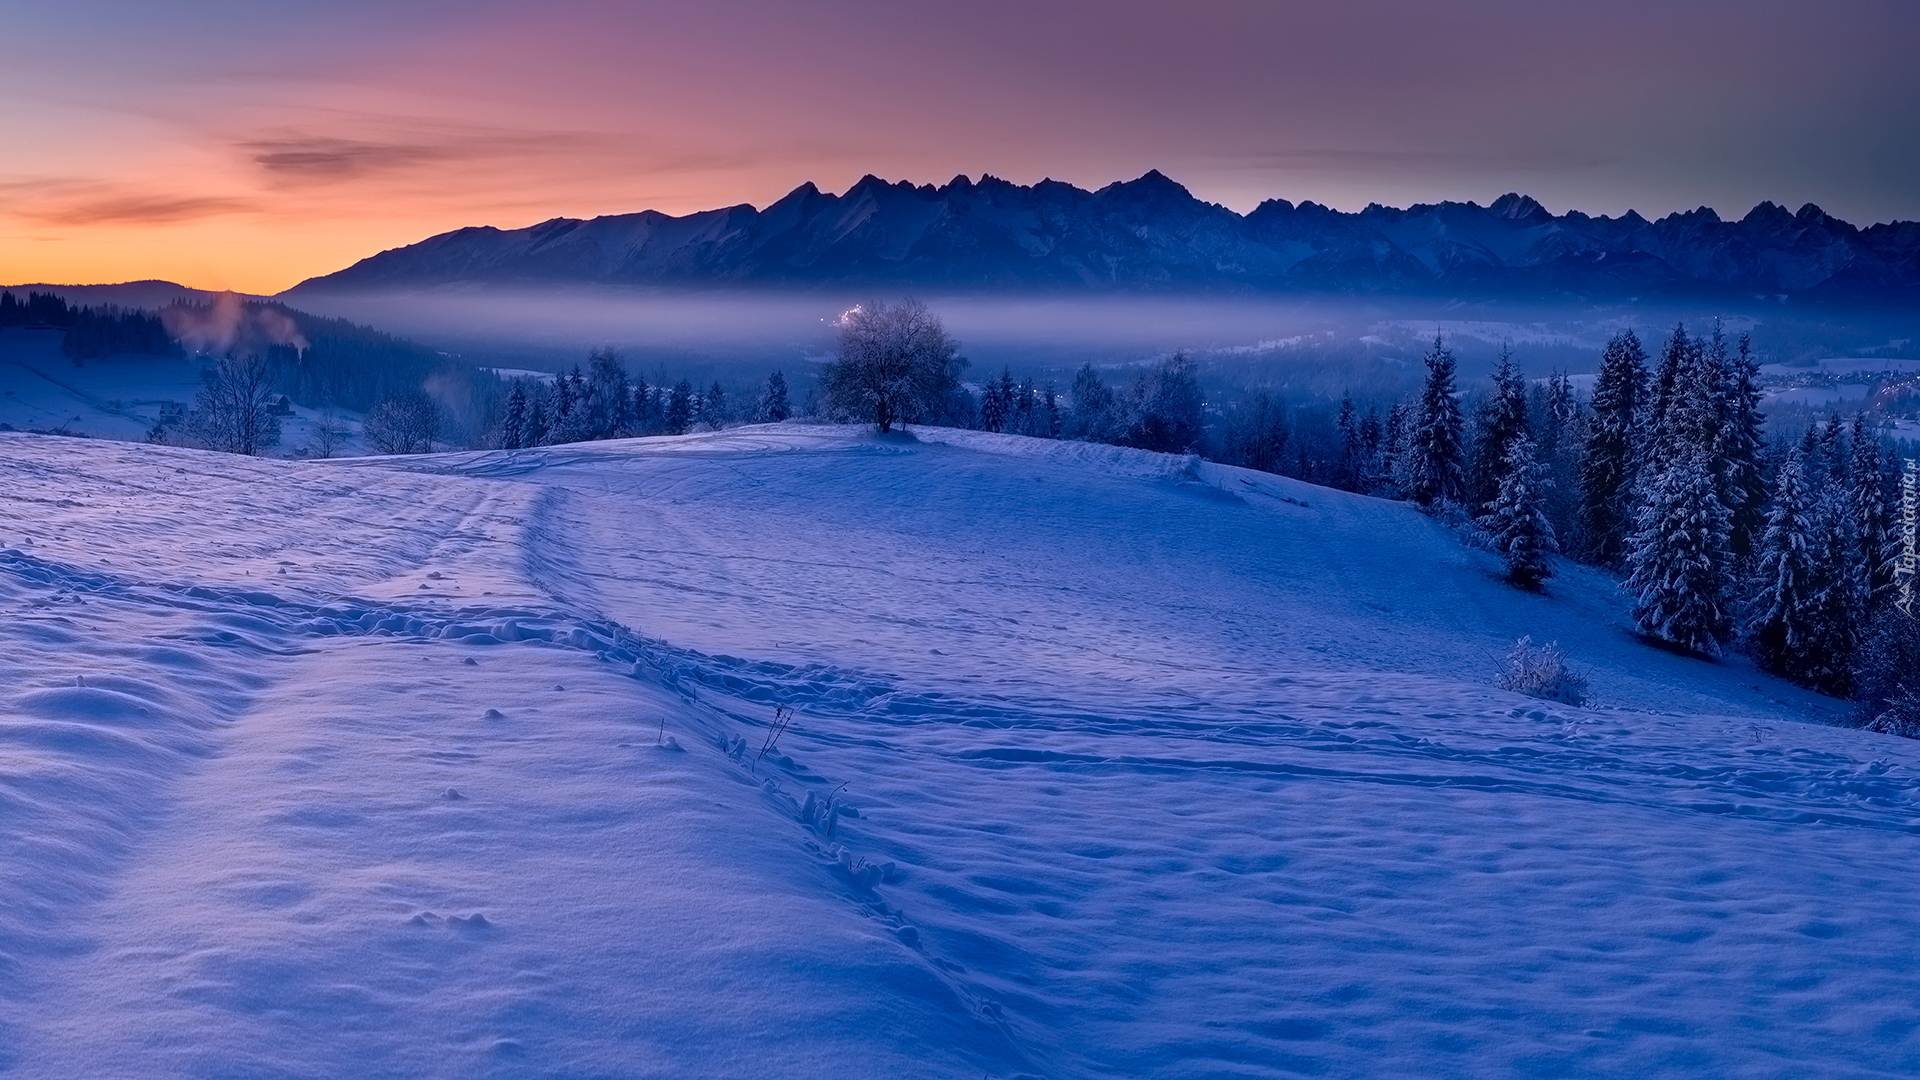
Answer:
(3, 424, 1917, 1079)
(0, 327, 364, 454)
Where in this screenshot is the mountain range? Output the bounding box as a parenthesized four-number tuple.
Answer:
(288, 171, 1920, 303)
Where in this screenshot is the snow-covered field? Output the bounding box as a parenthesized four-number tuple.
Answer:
(3, 423, 1917, 1079)
(0, 328, 362, 455)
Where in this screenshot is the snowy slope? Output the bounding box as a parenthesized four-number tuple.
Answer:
(2, 425, 1917, 1080)
(0, 328, 365, 455)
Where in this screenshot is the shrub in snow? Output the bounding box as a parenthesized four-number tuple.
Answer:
(1496, 636, 1589, 706)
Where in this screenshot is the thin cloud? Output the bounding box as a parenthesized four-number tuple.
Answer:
(240, 130, 598, 186)
(1234, 149, 1614, 173)
(25, 194, 257, 226)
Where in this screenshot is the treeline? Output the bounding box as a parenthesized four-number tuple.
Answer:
(1253, 325, 1916, 732)
(0, 290, 178, 361)
(490, 349, 790, 449)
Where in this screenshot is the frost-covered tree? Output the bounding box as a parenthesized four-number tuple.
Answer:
(364, 390, 441, 455)
(1625, 448, 1734, 653)
(1748, 458, 1818, 677)
(1641, 325, 1695, 469)
(1336, 395, 1362, 491)
(630, 376, 657, 434)
(702, 381, 728, 429)
(1406, 335, 1464, 507)
(1467, 347, 1529, 513)
(1041, 382, 1061, 438)
(1119, 352, 1204, 454)
(1480, 437, 1557, 589)
(818, 299, 965, 433)
(761, 370, 791, 422)
(1581, 330, 1647, 566)
(1069, 363, 1117, 442)
(1015, 375, 1037, 435)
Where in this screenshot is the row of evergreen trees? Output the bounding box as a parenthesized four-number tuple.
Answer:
(491, 350, 795, 449)
(1379, 325, 1918, 730)
(0, 291, 177, 361)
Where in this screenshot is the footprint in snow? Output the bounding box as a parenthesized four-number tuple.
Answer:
(462, 657, 478, 666)
(484, 709, 505, 720)
(444, 788, 465, 800)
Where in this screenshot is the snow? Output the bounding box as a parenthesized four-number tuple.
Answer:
(0, 327, 366, 456)
(4, 423, 1919, 1078)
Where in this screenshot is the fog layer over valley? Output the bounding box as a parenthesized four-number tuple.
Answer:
(272, 287, 1920, 393)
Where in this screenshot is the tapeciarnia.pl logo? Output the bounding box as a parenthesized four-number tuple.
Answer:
(1899, 458, 1917, 618)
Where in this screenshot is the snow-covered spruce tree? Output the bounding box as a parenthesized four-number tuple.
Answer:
(1802, 481, 1864, 697)
(1719, 334, 1769, 564)
(1640, 324, 1695, 469)
(761, 370, 791, 422)
(1747, 458, 1818, 677)
(580, 348, 630, 439)
(1480, 436, 1557, 590)
(703, 381, 728, 429)
(665, 379, 693, 435)
(978, 370, 1011, 432)
(523, 383, 549, 445)
(545, 367, 580, 442)
(630, 376, 657, 434)
(1581, 330, 1647, 566)
(1041, 382, 1062, 438)
(497, 382, 529, 449)
(1850, 414, 1894, 604)
(1856, 605, 1920, 735)
(1406, 335, 1464, 507)
(1015, 376, 1037, 435)
(1625, 448, 1734, 653)
(1337, 395, 1362, 491)
(1467, 347, 1529, 513)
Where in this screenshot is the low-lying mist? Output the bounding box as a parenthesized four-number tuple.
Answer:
(284, 287, 1920, 401)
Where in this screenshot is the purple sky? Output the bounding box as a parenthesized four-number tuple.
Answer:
(3, 0, 1915, 291)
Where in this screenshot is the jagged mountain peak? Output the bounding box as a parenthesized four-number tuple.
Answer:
(284, 172, 1920, 303)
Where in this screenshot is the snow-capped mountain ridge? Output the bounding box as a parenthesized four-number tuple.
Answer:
(288, 172, 1920, 301)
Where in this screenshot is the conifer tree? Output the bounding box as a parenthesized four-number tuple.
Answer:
(1407, 335, 1464, 507)
(1625, 448, 1734, 653)
(1720, 334, 1768, 563)
(1849, 414, 1894, 606)
(1642, 325, 1694, 468)
(499, 383, 529, 449)
(1748, 458, 1818, 676)
(979, 369, 1012, 432)
(1804, 486, 1863, 697)
(666, 379, 693, 435)
(1041, 382, 1061, 438)
(704, 381, 728, 429)
(1015, 376, 1036, 435)
(1467, 348, 1529, 513)
(631, 375, 655, 433)
(1582, 330, 1647, 566)
(1480, 437, 1557, 589)
(762, 370, 791, 422)
(1337, 395, 1361, 491)
(524, 384, 549, 446)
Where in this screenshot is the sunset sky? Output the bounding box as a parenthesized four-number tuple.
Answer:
(3, 0, 1915, 294)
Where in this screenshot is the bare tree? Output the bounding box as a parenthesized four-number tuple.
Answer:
(182, 353, 281, 456)
(310, 408, 349, 459)
(819, 299, 965, 433)
(364, 390, 442, 454)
